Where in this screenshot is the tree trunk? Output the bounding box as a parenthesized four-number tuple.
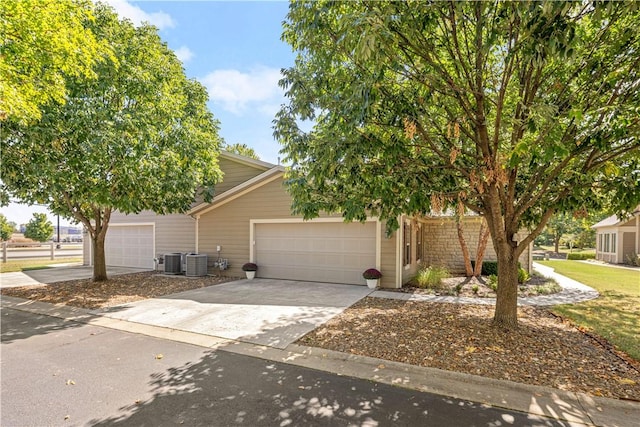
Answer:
(493, 242, 520, 329)
(92, 229, 108, 282)
(456, 218, 474, 277)
(554, 236, 560, 254)
(474, 219, 490, 276)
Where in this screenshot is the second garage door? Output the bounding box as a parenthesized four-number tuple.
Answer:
(105, 224, 155, 269)
(254, 221, 376, 285)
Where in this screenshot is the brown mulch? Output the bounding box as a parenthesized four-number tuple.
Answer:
(298, 297, 640, 401)
(0, 271, 239, 309)
(398, 275, 561, 298)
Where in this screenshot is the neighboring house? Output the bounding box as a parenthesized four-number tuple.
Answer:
(592, 207, 640, 264)
(83, 151, 532, 288)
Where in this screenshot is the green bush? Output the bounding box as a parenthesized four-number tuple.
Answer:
(488, 274, 498, 291)
(470, 260, 499, 276)
(567, 253, 595, 260)
(414, 265, 450, 289)
(518, 267, 530, 284)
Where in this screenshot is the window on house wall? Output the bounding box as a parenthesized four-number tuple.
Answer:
(604, 234, 610, 252)
(611, 233, 616, 253)
(598, 234, 602, 252)
(403, 221, 411, 267)
(416, 224, 423, 262)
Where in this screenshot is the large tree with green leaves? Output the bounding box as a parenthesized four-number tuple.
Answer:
(275, 1, 640, 328)
(24, 213, 54, 242)
(0, 0, 106, 124)
(1, 3, 222, 281)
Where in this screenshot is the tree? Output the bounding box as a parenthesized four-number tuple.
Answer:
(0, 0, 107, 124)
(0, 214, 15, 241)
(275, 1, 640, 328)
(24, 213, 54, 242)
(1, 4, 222, 281)
(545, 213, 572, 254)
(225, 143, 260, 160)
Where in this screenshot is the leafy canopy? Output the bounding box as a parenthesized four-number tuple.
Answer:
(1, 3, 222, 227)
(24, 213, 54, 242)
(0, 0, 107, 123)
(275, 1, 640, 237)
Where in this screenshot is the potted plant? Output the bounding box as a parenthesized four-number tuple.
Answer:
(362, 268, 382, 289)
(242, 262, 258, 280)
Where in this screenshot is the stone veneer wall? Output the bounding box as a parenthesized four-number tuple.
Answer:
(421, 217, 531, 274)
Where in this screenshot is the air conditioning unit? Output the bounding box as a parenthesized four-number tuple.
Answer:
(164, 253, 182, 274)
(185, 254, 208, 277)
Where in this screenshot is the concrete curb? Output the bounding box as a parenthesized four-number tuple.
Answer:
(2, 295, 638, 427)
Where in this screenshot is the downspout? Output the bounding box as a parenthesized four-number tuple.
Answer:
(195, 215, 200, 253)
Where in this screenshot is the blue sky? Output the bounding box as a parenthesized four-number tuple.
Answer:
(3, 0, 295, 226)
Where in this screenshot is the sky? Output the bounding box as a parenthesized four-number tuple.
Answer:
(2, 0, 296, 226)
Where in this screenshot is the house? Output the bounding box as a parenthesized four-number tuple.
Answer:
(592, 207, 640, 264)
(83, 151, 532, 287)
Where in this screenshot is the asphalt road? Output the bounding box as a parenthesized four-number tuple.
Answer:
(0, 308, 561, 427)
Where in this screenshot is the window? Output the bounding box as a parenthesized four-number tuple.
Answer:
(604, 234, 610, 252)
(598, 234, 603, 252)
(416, 224, 423, 262)
(403, 221, 412, 267)
(612, 233, 617, 253)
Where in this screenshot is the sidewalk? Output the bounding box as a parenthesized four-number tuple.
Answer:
(2, 295, 638, 427)
(370, 262, 600, 306)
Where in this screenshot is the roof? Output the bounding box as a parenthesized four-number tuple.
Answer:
(188, 166, 285, 216)
(219, 150, 275, 171)
(592, 207, 640, 229)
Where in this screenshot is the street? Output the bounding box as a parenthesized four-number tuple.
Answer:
(0, 307, 558, 427)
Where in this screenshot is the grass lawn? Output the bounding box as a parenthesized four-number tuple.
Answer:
(538, 245, 595, 255)
(538, 260, 640, 361)
(0, 258, 82, 273)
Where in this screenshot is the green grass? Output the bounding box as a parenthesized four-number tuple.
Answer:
(539, 260, 640, 361)
(538, 245, 595, 255)
(0, 258, 82, 273)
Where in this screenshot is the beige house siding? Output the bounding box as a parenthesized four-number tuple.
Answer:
(198, 178, 302, 277)
(378, 223, 398, 288)
(82, 210, 195, 265)
(213, 156, 268, 195)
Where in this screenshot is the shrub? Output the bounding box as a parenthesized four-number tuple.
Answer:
(414, 265, 450, 289)
(518, 267, 530, 284)
(363, 268, 382, 279)
(242, 262, 258, 271)
(624, 253, 640, 266)
(470, 260, 498, 276)
(488, 274, 498, 291)
(567, 253, 595, 260)
(471, 284, 479, 294)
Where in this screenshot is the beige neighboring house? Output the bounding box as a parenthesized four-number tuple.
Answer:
(592, 207, 640, 264)
(83, 151, 532, 288)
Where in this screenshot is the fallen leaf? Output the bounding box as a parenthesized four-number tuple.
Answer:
(64, 415, 70, 420)
(618, 378, 636, 385)
(66, 380, 75, 385)
(155, 354, 163, 360)
(378, 364, 385, 369)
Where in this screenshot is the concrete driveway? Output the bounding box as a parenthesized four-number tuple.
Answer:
(0, 265, 148, 288)
(97, 278, 373, 349)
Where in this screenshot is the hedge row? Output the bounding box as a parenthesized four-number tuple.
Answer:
(566, 253, 596, 260)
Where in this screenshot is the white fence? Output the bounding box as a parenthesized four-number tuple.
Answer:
(1, 242, 83, 263)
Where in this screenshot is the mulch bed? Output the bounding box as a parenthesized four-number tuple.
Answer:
(0, 271, 239, 309)
(298, 297, 640, 400)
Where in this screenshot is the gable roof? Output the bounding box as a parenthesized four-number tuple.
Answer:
(592, 207, 640, 229)
(219, 150, 275, 171)
(189, 165, 285, 216)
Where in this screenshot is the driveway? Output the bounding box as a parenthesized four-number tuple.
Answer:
(0, 265, 148, 288)
(97, 278, 372, 349)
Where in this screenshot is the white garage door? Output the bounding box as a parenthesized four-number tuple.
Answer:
(105, 225, 154, 269)
(255, 221, 376, 285)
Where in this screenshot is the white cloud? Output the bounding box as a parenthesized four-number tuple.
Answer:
(104, 0, 175, 30)
(174, 46, 194, 63)
(200, 67, 283, 115)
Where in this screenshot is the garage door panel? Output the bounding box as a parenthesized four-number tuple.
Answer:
(105, 225, 154, 269)
(255, 222, 376, 285)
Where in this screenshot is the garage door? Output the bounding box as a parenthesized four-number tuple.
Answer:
(105, 225, 154, 269)
(254, 221, 376, 285)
